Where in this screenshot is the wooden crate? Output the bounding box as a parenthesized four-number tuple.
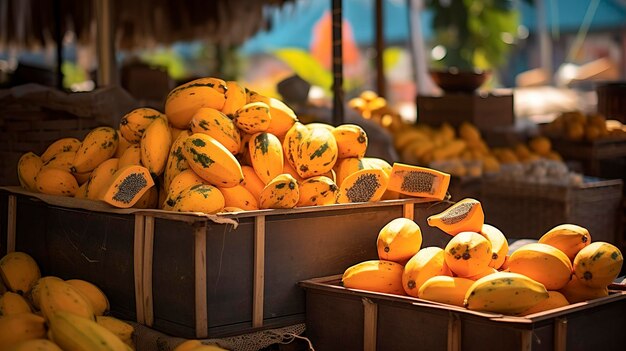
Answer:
(416, 92, 514, 129)
(479, 178, 623, 244)
(300, 275, 626, 351)
(0, 186, 434, 339)
(549, 137, 626, 178)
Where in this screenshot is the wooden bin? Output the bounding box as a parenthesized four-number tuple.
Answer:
(549, 137, 626, 179)
(300, 275, 626, 351)
(480, 178, 623, 243)
(0, 186, 432, 339)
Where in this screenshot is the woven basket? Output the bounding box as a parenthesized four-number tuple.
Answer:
(480, 178, 623, 244)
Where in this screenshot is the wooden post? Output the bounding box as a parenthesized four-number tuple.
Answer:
(375, 0, 385, 97)
(142, 216, 155, 327)
(253, 215, 266, 328)
(554, 317, 568, 351)
(362, 298, 378, 351)
(447, 312, 461, 351)
(133, 214, 145, 324)
(331, 0, 344, 126)
(194, 225, 208, 338)
(403, 203, 414, 221)
(7, 195, 17, 253)
(53, 0, 64, 90)
(95, 0, 117, 86)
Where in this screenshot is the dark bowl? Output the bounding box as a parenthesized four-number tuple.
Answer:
(430, 68, 490, 93)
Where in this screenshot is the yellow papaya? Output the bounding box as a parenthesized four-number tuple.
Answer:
(171, 184, 225, 214)
(164, 169, 208, 210)
(190, 107, 241, 154)
(539, 224, 591, 262)
(377, 218, 422, 264)
(265, 97, 298, 139)
(40, 137, 81, 163)
(249, 132, 284, 184)
(444, 231, 492, 278)
(183, 133, 244, 187)
(219, 185, 259, 211)
(295, 127, 338, 178)
(573, 241, 623, 288)
(418, 276, 474, 307)
(241, 165, 265, 200)
(427, 198, 485, 236)
(163, 130, 192, 192)
(333, 157, 366, 187)
(282, 122, 310, 168)
(337, 168, 388, 203)
(72, 126, 118, 173)
(119, 107, 166, 143)
(221, 81, 247, 116)
(233, 102, 271, 134)
(114, 130, 132, 158)
(118, 144, 142, 168)
(40, 150, 76, 172)
(558, 275, 609, 303)
(402, 247, 452, 296)
(84, 158, 120, 200)
(387, 163, 450, 200)
(342, 260, 405, 295)
(17, 152, 43, 192)
(296, 176, 338, 207)
(35, 168, 79, 197)
(259, 174, 299, 209)
(332, 124, 368, 159)
(165, 77, 227, 129)
(101, 165, 155, 208)
(508, 243, 573, 290)
(521, 291, 569, 315)
(140, 115, 172, 177)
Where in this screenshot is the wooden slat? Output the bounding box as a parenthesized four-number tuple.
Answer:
(133, 214, 145, 324)
(142, 215, 155, 327)
(194, 224, 208, 338)
(554, 317, 567, 351)
(7, 195, 17, 253)
(447, 312, 461, 351)
(362, 297, 378, 351)
(403, 203, 414, 221)
(520, 329, 533, 351)
(253, 215, 266, 328)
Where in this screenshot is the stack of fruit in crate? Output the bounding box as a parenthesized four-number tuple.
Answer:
(342, 197, 623, 316)
(0, 251, 147, 351)
(14, 77, 454, 213)
(542, 111, 626, 142)
(393, 121, 566, 179)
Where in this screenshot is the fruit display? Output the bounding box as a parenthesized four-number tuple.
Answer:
(15, 77, 452, 214)
(341, 197, 623, 315)
(0, 251, 136, 350)
(489, 159, 584, 186)
(542, 110, 626, 142)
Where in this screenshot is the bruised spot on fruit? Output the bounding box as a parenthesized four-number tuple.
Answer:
(583, 271, 592, 280)
(492, 253, 499, 260)
(288, 181, 296, 190)
(592, 252, 605, 261)
(462, 252, 470, 260)
(358, 135, 366, 143)
(582, 236, 588, 243)
(611, 251, 620, 260)
(407, 280, 416, 290)
(276, 183, 286, 189)
(384, 246, 390, 253)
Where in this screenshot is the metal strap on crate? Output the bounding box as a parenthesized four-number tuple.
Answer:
(6, 195, 16, 253)
(253, 215, 266, 328)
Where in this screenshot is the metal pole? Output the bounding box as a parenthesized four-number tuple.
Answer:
(54, 0, 63, 90)
(95, 0, 117, 86)
(408, 0, 432, 95)
(375, 0, 385, 98)
(535, 0, 552, 84)
(331, 0, 344, 126)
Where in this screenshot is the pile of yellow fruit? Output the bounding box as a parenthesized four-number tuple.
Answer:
(542, 111, 626, 141)
(342, 197, 623, 315)
(0, 252, 135, 350)
(16, 77, 456, 214)
(392, 121, 564, 178)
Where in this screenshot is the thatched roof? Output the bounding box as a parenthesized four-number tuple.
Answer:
(0, 0, 294, 50)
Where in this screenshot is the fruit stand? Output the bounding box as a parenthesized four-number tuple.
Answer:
(2, 1, 626, 351)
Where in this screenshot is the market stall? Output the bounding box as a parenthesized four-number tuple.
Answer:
(1, 1, 626, 351)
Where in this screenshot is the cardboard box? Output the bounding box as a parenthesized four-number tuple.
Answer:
(0, 186, 434, 339)
(300, 275, 626, 351)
